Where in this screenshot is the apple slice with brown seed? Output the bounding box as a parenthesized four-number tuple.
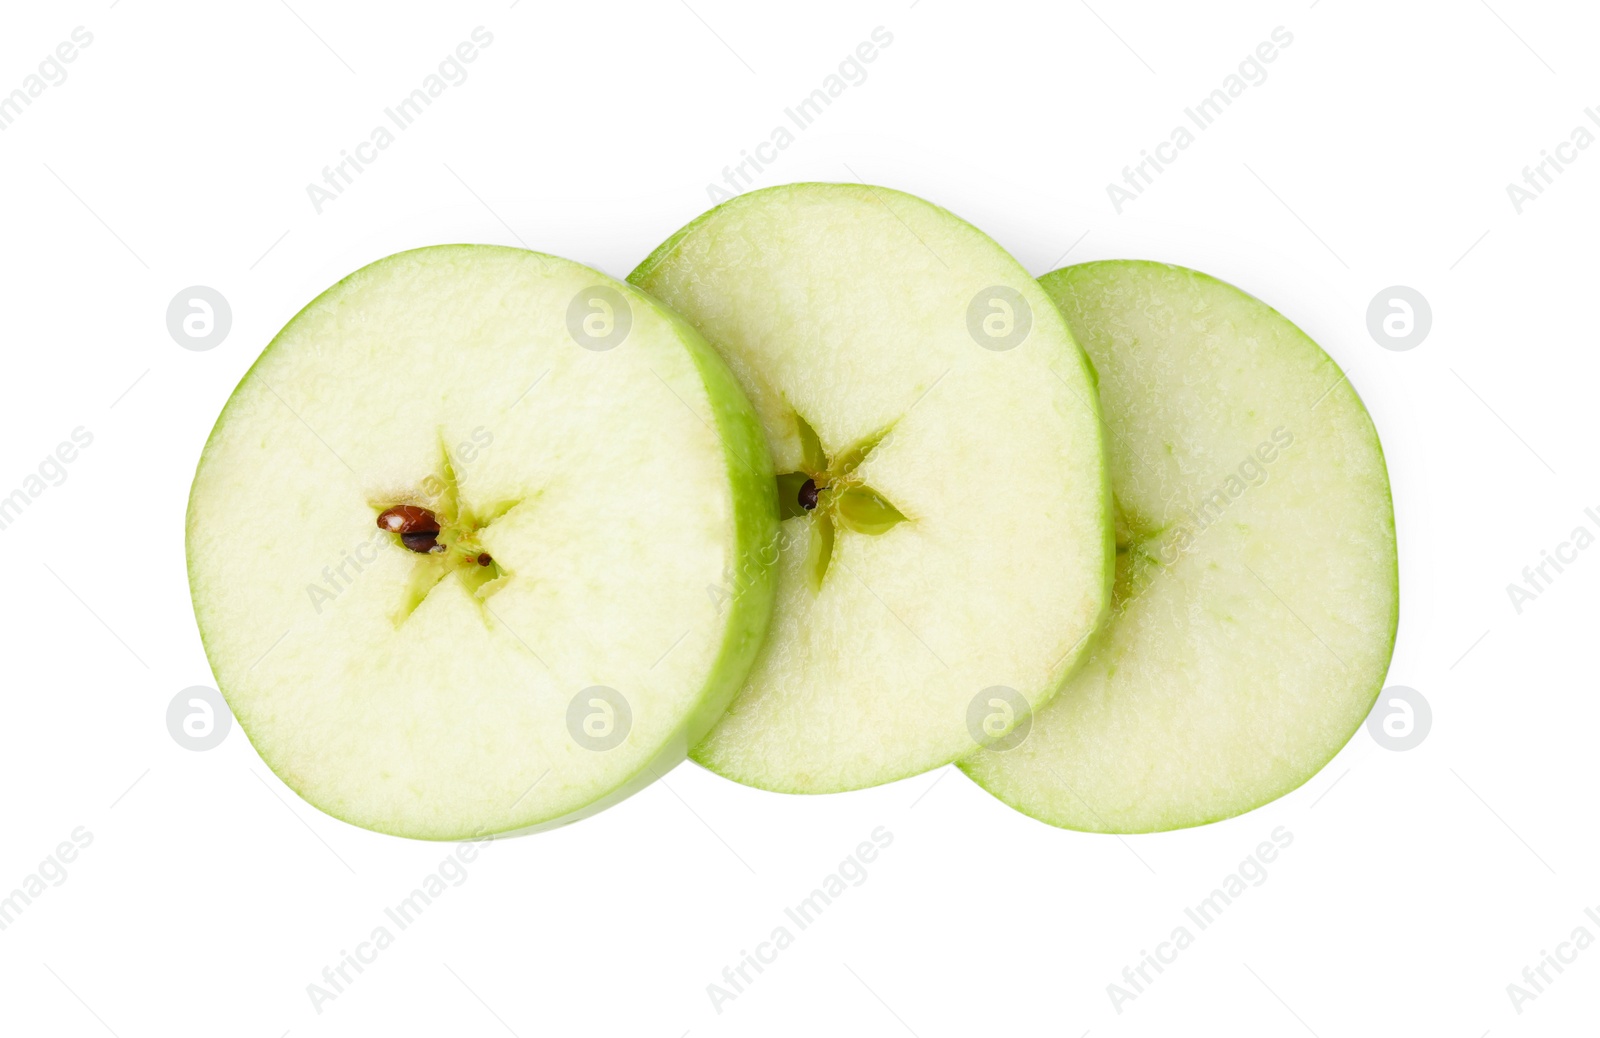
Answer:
(632, 184, 1112, 793)
(187, 245, 777, 839)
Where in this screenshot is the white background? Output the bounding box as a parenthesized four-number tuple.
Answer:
(0, 1, 1594, 1035)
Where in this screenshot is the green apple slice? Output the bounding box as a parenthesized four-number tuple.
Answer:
(187, 245, 776, 839)
(631, 184, 1112, 793)
(961, 261, 1398, 832)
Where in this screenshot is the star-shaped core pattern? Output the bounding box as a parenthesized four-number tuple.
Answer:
(776, 413, 908, 591)
(374, 436, 521, 624)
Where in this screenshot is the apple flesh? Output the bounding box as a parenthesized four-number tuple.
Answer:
(631, 184, 1112, 793)
(960, 261, 1398, 832)
(187, 245, 777, 839)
